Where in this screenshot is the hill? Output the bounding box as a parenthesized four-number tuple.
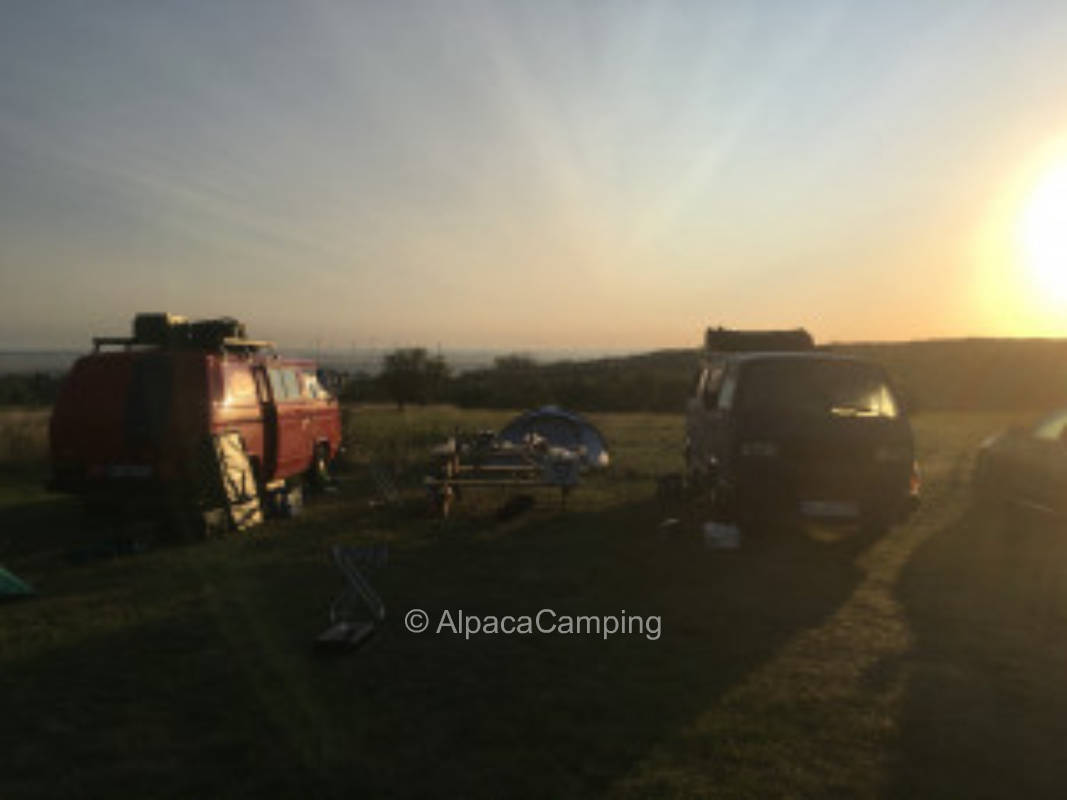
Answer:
(827, 338, 1067, 412)
(450, 338, 1067, 414)
(5, 337, 1067, 414)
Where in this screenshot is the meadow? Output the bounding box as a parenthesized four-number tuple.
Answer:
(2, 406, 1067, 798)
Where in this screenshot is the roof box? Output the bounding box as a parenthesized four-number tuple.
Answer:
(133, 313, 189, 345)
(188, 317, 246, 346)
(93, 313, 270, 352)
(704, 327, 814, 353)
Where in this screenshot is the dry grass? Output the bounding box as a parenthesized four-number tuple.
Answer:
(0, 407, 49, 464)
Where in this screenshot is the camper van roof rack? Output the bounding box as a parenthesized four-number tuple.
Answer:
(704, 326, 815, 353)
(91, 335, 276, 353)
(90, 314, 275, 353)
(220, 337, 276, 352)
(92, 336, 138, 351)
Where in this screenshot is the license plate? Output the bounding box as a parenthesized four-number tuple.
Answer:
(801, 500, 859, 518)
(104, 465, 153, 478)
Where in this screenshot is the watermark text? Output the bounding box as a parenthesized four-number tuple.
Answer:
(404, 608, 661, 641)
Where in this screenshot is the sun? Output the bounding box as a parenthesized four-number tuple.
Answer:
(1019, 159, 1067, 302)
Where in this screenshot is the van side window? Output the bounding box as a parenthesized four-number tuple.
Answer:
(718, 366, 738, 410)
(690, 369, 704, 396)
(268, 368, 286, 401)
(267, 367, 314, 402)
(702, 362, 725, 408)
(705, 364, 725, 394)
(303, 373, 325, 399)
(281, 369, 301, 400)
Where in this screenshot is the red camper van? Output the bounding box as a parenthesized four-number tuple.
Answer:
(49, 314, 342, 512)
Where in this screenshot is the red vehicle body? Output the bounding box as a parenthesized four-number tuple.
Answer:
(49, 316, 342, 501)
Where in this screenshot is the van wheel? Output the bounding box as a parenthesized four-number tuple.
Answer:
(308, 443, 332, 491)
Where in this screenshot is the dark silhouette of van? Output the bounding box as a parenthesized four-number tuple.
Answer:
(685, 329, 919, 530)
(49, 314, 342, 519)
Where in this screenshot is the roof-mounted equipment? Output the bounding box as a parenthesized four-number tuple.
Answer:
(703, 326, 814, 353)
(92, 313, 274, 353)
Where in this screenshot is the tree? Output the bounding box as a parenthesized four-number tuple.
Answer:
(380, 348, 450, 409)
(493, 354, 538, 372)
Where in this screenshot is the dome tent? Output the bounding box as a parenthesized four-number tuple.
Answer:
(0, 565, 33, 599)
(497, 406, 610, 469)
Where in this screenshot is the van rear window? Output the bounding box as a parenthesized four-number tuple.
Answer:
(738, 359, 898, 418)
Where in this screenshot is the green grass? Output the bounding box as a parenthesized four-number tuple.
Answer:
(2, 407, 1064, 798)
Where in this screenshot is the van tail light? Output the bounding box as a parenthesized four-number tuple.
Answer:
(909, 460, 922, 497)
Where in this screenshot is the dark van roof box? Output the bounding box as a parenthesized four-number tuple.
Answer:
(704, 327, 814, 353)
(92, 313, 275, 353)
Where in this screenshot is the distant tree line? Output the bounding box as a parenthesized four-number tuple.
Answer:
(0, 373, 62, 406)
(334, 348, 695, 413)
(345, 340, 1067, 415)
(446, 352, 693, 412)
(8, 339, 1067, 414)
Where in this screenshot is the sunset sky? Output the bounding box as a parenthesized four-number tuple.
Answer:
(2, 1, 1066, 351)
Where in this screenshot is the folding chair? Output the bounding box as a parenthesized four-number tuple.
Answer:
(315, 543, 387, 651)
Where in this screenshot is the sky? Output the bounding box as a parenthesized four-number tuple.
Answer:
(2, 0, 1066, 351)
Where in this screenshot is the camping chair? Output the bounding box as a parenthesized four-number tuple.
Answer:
(369, 462, 401, 508)
(315, 543, 387, 651)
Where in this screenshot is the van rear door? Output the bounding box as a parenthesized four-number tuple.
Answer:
(126, 354, 173, 456)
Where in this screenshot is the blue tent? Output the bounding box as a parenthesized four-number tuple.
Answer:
(498, 406, 610, 468)
(0, 565, 34, 599)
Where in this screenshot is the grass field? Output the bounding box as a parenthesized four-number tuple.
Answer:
(2, 406, 1066, 798)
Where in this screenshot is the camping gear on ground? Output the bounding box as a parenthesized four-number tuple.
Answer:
(179, 433, 262, 535)
(263, 481, 303, 518)
(424, 406, 611, 517)
(703, 521, 741, 550)
(316, 543, 387, 652)
(209, 433, 264, 531)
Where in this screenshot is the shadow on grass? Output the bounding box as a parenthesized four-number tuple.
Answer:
(1, 486, 888, 799)
(890, 504, 1067, 799)
(0, 466, 85, 563)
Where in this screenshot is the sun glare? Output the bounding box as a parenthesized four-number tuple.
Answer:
(1019, 160, 1067, 302)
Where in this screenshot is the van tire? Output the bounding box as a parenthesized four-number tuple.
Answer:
(308, 443, 332, 491)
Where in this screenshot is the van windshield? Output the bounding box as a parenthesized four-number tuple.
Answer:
(737, 359, 898, 419)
